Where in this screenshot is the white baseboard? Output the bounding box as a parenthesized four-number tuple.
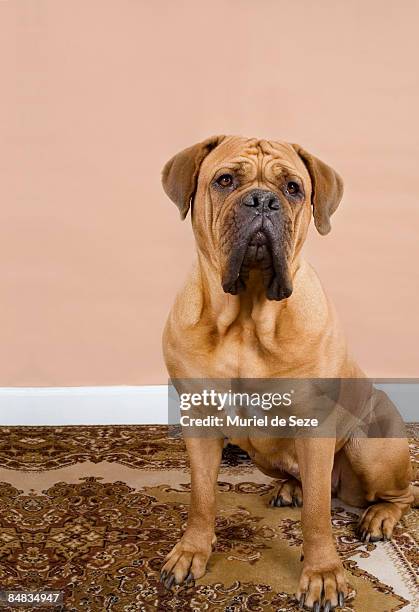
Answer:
(0, 384, 415, 426)
(0, 386, 168, 425)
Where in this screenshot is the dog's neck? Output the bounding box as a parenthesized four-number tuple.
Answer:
(196, 250, 302, 337)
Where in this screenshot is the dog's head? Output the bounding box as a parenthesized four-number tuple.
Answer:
(162, 136, 343, 301)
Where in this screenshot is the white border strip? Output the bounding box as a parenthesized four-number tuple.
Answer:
(0, 384, 415, 426)
(0, 386, 168, 425)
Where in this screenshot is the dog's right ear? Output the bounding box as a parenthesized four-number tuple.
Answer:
(162, 135, 225, 219)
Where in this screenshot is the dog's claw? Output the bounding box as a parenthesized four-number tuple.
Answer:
(313, 601, 320, 612)
(338, 591, 345, 607)
(160, 570, 167, 582)
(298, 594, 305, 609)
(185, 571, 194, 586)
(164, 574, 175, 590)
(292, 495, 300, 507)
(323, 600, 331, 612)
(275, 495, 284, 507)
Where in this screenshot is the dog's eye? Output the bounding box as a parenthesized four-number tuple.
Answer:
(216, 174, 233, 188)
(286, 181, 300, 195)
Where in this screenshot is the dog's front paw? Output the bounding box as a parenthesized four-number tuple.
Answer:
(160, 533, 215, 589)
(297, 557, 348, 610)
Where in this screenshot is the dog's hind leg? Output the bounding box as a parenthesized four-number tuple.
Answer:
(343, 436, 414, 542)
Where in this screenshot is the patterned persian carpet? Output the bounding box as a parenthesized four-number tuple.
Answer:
(0, 425, 417, 611)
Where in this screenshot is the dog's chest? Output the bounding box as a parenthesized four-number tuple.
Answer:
(210, 325, 284, 378)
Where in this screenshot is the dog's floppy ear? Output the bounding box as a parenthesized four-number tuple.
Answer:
(162, 135, 225, 219)
(291, 144, 343, 235)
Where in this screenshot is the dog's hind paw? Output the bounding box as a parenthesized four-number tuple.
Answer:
(269, 477, 303, 508)
(356, 501, 403, 543)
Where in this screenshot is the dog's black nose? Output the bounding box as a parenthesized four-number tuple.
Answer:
(241, 189, 280, 211)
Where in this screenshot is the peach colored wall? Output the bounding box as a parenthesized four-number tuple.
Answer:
(0, 1, 418, 386)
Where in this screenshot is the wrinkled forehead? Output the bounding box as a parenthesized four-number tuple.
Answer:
(200, 136, 309, 180)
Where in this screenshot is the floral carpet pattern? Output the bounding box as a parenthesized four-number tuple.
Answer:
(0, 425, 417, 611)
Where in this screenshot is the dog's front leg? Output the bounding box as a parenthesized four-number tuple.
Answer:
(295, 438, 348, 611)
(160, 436, 223, 588)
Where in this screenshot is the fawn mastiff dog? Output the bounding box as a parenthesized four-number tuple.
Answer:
(160, 136, 416, 610)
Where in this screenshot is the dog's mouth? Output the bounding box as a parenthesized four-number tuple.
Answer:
(221, 218, 293, 301)
(242, 231, 274, 284)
